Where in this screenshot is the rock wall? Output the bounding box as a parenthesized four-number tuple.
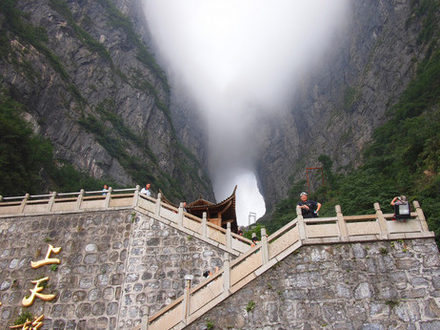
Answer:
(188, 239, 440, 329)
(257, 0, 439, 209)
(118, 212, 227, 329)
(0, 0, 214, 201)
(0, 210, 229, 329)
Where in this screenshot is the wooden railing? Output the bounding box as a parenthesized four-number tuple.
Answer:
(142, 201, 434, 330)
(0, 187, 252, 256)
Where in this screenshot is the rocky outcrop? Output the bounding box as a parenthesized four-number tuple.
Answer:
(0, 0, 214, 201)
(257, 0, 438, 210)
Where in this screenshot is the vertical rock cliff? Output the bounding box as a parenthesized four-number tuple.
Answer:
(257, 0, 439, 210)
(0, 0, 214, 201)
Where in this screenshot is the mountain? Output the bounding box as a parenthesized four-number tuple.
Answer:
(1, 0, 438, 232)
(0, 0, 214, 201)
(257, 0, 440, 211)
(256, 0, 440, 237)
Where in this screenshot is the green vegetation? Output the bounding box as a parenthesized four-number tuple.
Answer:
(96, 0, 168, 90)
(78, 99, 186, 200)
(385, 300, 400, 308)
(343, 86, 360, 111)
(0, 94, 53, 195)
(263, 2, 440, 238)
(0, 0, 86, 105)
(0, 91, 110, 196)
(0, 0, 69, 80)
(48, 0, 112, 64)
(408, 0, 439, 45)
(13, 311, 33, 325)
(205, 320, 214, 330)
(245, 300, 256, 312)
(243, 223, 264, 241)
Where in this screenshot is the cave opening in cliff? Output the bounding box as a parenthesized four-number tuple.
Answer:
(143, 0, 349, 225)
(213, 170, 266, 227)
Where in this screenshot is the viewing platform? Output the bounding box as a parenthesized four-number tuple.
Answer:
(0, 187, 252, 257)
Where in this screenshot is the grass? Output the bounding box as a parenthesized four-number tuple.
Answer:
(245, 300, 256, 312)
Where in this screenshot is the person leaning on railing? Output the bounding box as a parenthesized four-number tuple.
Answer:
(297, 192, 321, 218)
(140, 183, 152, 197)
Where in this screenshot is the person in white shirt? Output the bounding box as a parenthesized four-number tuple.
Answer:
(140, 183, 151, 197)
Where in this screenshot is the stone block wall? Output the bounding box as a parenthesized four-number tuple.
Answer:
(188, 239, 440, 330)
(118, 212, 227, 329)
(0, 210, 229, 329)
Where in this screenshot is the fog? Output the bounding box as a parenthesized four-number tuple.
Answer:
(142, 0, 349, 226)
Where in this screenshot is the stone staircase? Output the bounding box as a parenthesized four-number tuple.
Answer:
(0, 187, 252, 257)
(140, 201, 434, 330)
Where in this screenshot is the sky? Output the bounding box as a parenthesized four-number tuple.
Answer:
(142, 0, 350, 226)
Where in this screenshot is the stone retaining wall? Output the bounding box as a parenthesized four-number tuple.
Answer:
(0, 210, 229, 329)
(118, 212, 227, 329)
(188, 239, 440, 329)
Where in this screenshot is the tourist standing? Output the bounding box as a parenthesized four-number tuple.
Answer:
(297, 192, 321, 218)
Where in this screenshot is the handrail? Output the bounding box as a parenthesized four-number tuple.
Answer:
(145, 201, 434, 330)
(0, 187, 251, 257)
(0, 187, 137, 201)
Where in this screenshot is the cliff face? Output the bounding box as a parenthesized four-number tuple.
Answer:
(1, 0, 436, 211)
(257, 0, 437, 210)
(0, 0, 214, 201)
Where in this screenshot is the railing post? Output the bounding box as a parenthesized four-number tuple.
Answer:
(202, 212, 208, 238)
(178, 202, 184, 227)
(413, 201, 429, 232)
(335, 205, 348, 240)
(141, 306, 149, 330)
(76, 189, 84, 210)
(261, 227, 269, 264)
(226, 222, 232, 250)
(104, 187, 112, 208)
(155, 193, 162, 217)
(19, 193, 29, 214)
(296, 206, 306, 241)
(374, 202, 388, 239)
(223, 253, 230, 292)
(182, 275, 193, 324)
(132, 185, 140, 208)
(48, 191, 57, 212)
